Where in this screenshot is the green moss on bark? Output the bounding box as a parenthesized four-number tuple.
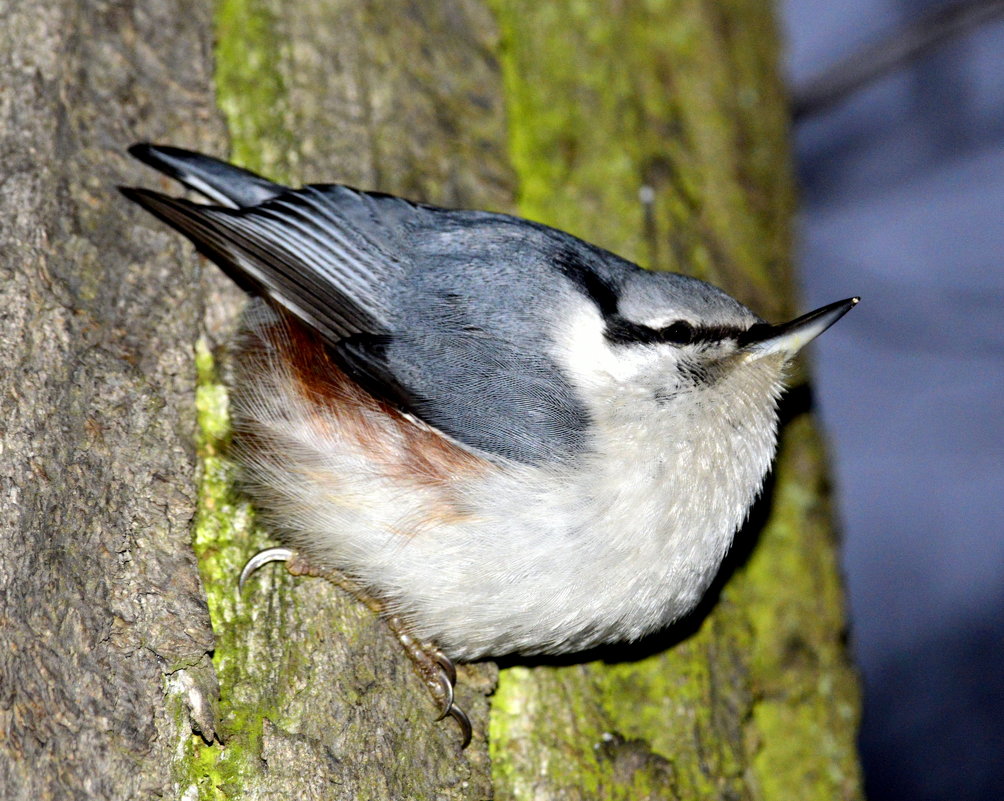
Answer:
(174, 340, 278, 799)
(490, 0, 795, 316)
(487, 1, 861, 799)
(738, 417, 863, 800)
(214, 0, 295, 180)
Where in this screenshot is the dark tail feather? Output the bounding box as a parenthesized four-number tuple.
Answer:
(127, 143, 283, 208)
(118, 185, 378, 342)
(118, 186, 265, 296)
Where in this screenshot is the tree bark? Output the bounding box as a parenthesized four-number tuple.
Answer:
(0, 2, 225, 799)
(0, 1, 863, 799)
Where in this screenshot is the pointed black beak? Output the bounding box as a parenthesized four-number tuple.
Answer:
(739, 297, 859, 359)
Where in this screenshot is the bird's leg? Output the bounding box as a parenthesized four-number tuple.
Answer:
(238, 546, 472, 747)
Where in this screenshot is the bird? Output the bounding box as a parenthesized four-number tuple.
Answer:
(122, 143, 857, 746)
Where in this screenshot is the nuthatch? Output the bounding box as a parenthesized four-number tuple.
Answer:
(123, 144, 857, 746)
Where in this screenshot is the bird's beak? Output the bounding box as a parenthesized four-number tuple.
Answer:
(739, 297, 859, 361)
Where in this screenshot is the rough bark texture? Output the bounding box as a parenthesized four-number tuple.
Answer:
(0, 2, 224, 799)
(0, 0, 863, 799)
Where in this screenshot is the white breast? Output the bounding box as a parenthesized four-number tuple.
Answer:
(232, 303, 787, 660)
(374, 310, 787, 658)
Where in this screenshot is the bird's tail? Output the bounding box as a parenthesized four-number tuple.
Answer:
(126, 143, 283, 208)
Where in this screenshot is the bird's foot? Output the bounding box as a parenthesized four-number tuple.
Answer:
(238, 546, 472, 748)
(383, 613, 472, 747)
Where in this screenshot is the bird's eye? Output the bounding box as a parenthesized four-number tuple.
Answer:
(659, 321, 695, 345)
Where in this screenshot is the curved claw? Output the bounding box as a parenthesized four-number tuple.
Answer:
(432, 665, 455, 721)
(434, 651, 457, 686)
(237, 547, 295, 595)
(235, 551, 472, 745)
(448, 702, 473, 749)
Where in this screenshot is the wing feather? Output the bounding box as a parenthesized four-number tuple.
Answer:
(124, 145, 598, 463)
(121, 186, 399, 342)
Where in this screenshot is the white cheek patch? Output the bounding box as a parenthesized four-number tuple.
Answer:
(554, 302, 655, 388)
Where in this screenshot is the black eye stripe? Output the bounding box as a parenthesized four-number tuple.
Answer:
(552, 247, 750, 347)
(604, 317, 660, 345)
(605, 318, 689, 345)
(685, 323, 749, 344)
(604, 318, 746, 346)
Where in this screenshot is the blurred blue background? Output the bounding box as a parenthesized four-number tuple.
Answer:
(781, 1, 1004, 799)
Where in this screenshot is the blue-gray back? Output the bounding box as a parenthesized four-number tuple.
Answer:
(124, 154, 644, 463)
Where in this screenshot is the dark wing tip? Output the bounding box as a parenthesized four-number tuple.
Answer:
(117, 183, 150, 202)
(117, 184, 185, 223)
(118, 184, 207, 240)
(128, 141, 213, 165)
(118, 185, 268, 298)
(126, 141, 157, 162)
(126, 143, 283, 208)
(126, 142, 194, 182)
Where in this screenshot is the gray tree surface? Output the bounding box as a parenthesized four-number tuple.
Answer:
(0, 1, 863, 799)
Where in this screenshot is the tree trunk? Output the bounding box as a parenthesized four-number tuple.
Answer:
(0, 1, 863, 799)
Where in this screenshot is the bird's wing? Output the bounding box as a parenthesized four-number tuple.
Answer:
(127, 143, 284, 207)
(123, 145, 591, 463)
(120, 181, 409, 342)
